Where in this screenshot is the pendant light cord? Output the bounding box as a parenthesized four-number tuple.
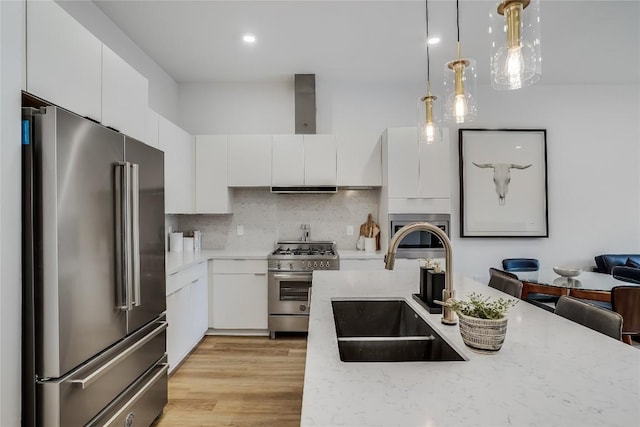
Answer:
(456, 0, 460, 43)
(425, 0, 430, 84)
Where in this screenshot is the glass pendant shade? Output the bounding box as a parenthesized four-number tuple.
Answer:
(490, 0, 542, 90)
(417, 93, 441, 144)
(443, 57, 478, 123)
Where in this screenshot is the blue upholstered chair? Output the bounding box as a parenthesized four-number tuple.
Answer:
(502, 258, 558, 309)
(612, 266, 640, 284)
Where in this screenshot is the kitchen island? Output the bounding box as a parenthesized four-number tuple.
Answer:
(302, 269, 640, 427)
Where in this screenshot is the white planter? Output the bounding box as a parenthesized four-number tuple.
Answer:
(458, 313, 508, 352)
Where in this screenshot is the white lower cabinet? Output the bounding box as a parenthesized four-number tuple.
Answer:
(166, 260, 207, 373)
(210, 259, 268, 331)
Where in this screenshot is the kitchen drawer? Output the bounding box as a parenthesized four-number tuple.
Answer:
(166, 260, 207, 295)
(212, 259, 267, 274)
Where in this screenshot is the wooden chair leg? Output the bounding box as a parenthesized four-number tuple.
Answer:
(623, 335, 633, 345)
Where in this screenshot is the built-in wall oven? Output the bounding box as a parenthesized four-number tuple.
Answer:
(268, 241, 338, 339)
(388, 213, 450, 259)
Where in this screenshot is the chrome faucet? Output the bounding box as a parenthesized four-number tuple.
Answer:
(385, 222, 457, 325)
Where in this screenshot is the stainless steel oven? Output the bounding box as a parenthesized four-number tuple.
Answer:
(388, 213, 450, 259)
(268, 241, 338, 339)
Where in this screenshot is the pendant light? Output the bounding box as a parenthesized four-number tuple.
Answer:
(490, 0, 542, 90)
(443, 0, 477, 124)
(417, 0, 441, 144)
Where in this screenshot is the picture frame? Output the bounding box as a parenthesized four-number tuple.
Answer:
(459, 129, 548, 238)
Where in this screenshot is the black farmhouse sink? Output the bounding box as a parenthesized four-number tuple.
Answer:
(331, 299, 466, 362)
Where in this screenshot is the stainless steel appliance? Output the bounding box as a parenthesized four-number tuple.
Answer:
(388, 213, 450, 259)
(22, 106, 167, 427)
(268, 241, 339, 338)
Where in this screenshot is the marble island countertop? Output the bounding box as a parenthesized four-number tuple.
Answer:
(302, 269, 640, 427)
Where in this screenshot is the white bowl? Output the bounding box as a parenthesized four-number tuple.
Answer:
(553, 266, 582, 278)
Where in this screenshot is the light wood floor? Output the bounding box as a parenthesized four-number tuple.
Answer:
(153, 335, 308, 427)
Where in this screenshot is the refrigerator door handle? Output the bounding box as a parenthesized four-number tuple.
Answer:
(131, 163, 141, 307)
(69, 321, 168, 390)
(124, 162, 134, 311)
(115, 162, 131, 311)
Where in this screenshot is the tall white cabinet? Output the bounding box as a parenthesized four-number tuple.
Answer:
(159, 117, 194, 213)
(195, 135, 231, 213)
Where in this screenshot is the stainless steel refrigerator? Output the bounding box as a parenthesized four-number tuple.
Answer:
(22, 106, 168, 427)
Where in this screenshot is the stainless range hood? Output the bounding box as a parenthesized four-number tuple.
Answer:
(271, 185, 337, 194)
(271, 74, 337, 194)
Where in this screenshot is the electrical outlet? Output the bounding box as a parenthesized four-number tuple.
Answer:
(346, 225, 354, 236)
(236, 225, 244, 236)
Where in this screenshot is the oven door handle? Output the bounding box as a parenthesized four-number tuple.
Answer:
(272, 272, 312, 280)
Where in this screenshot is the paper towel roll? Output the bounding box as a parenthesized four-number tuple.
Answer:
(183, 237, 194, 252)
(170, 232, 183, 252)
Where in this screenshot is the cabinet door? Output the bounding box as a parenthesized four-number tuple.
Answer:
(336, 133, 382, 186)
(272, 135, 304, 186)
(418, 131, 451, 199)
(385, 128, 419, 198)
(195, 135, 230, 213)
(26, 0, 102, 121)
(227, 135, 272, 186)
(304, 135, 337, 185)
(101, 45, 149, 142)
(190, 276, 208, 345)
(146, 109, 160, 149)
(212, 273, 268, 329)
(166, 285, 190, 373)
(159, 117, 194, 213)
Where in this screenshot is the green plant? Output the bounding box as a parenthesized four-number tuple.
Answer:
(444, 292, 517, 320)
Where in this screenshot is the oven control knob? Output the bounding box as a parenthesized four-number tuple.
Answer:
(299, 304, 307, 312)
(307, 261, 312, 268)
(289, 262, 293, 270)
(325, 261, 330, 268)
(276, 261, 281, 269)
(313, 261, 317, 268)
(320, 261, 324, 268)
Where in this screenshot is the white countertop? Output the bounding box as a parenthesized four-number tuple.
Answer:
(166, 249, 269, 274)
(338, 250, 385, 259)
(302, 269, 640, 427)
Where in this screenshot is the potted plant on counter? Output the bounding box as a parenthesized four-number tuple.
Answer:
(442, 293, 518, 352)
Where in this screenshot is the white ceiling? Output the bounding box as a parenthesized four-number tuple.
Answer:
(93, 0, 639, 87)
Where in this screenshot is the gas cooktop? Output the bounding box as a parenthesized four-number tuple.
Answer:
(268, 241, 339, 271)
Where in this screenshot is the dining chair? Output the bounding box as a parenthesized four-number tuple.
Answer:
(502, 258, 559, 307)
(611, 285, 640, 345)
(554, 296, 623, 341)
(488, 268, 523, 299)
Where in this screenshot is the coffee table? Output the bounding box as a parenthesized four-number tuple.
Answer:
(518, 270, 632, 303)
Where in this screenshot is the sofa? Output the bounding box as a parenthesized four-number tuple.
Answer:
(594, 254, 640, 274)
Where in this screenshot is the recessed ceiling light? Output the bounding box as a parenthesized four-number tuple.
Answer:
(243, 33, 256, 44)
(427, 37, 441, 45)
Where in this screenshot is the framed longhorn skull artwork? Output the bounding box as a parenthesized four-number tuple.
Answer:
(458, 129, 548, 237)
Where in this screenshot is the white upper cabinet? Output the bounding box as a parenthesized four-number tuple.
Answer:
(418, 132, 451, 199)
(304, 135, 337, 185)
(383, 127, 450, 200)
(271, 134, 337, 186)
(26, 0, 102, 121)
(337, 133, 382, 186)
(195, 135, 231, 213)
(159, 117, 194, 213)
(227, 135, 272, 186)
(272, 135, 305, 186)
(101, 45, 149, 142)
(146, 109, 160, 149)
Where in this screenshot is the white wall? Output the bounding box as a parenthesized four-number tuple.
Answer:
(178, 78, 423, 136)
(177, 79, 640, 283)
(57, 0, 179, 122)
(0, 1, 24, 425)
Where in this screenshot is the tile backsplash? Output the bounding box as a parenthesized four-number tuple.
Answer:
(167, 188, 381, 251)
